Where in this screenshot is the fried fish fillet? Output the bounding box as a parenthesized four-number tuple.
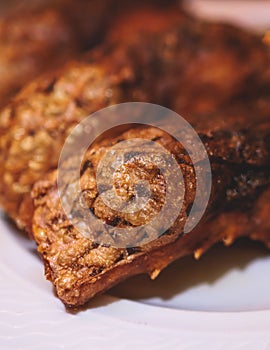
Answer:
(32, 125, 270, 306)
(0, 6, 270, 306)
(1, 6, 269, 228)
(0, 6, 184, 230)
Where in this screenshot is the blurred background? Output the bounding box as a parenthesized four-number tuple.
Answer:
(184, 0, 270, 30)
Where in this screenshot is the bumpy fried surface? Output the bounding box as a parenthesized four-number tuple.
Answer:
(0, 6, 270, 306)
(1, 6, 270, 228)
(0, 6, 184, 229)
(32, 124, 270, 306)
(0, 0, 113, 109)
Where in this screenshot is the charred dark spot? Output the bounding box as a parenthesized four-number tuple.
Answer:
(185, 202, 193, 216)
(43, 78, 56, 94)
(92, 242, 99, 249)
(107, 216, 121, 226)
(90, 266, 102, 277)
(74, 98, 85, 108)
(80, 160, 93, 176)
(89, 207, 95, 215)
(114, 253, 124, 263)
(122, 219, 130, 226)
(126, 247, 141, 255)
(151, 136, 161, 141)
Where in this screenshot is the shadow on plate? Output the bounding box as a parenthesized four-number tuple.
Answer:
(109, 239, 269, 302)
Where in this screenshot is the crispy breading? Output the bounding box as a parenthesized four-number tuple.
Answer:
(32, 124, 270, 306)
(0, 5, 270, 306)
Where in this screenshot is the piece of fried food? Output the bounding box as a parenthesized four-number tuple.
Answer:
(32, 123, 270, 306)
(0, 6, 270, 306)
(0, 5, 185, 230)
(0, 0, 179, 109)
(0, 0, 113, 109)
(1, 5, 269, 229)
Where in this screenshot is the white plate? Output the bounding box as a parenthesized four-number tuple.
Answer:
(184, 0, 270, 31)
(1, 213, 270, 349)
(1, 2, 270, 349)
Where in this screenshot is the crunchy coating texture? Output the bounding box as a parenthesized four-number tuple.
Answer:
(0, 52, 138, 229)
(0, 0, 113, 108)
(32, 124, 270, 306)
(0, 7, 270, 306)
(1, 7, 270, 229)
(0, 6, 184, 229)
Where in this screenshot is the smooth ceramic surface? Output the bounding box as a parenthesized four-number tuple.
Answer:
(1, 213, 270, 349)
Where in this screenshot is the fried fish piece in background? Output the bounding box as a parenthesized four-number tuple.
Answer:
(0, 0, 115, 109)
(0, 0, 179, 109)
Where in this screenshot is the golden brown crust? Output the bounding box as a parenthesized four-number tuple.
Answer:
(0, 45, 140, 229)
(0, 5, 185, 229)
(0, 5, 270, 306)
(31, 125, 270, 306)
(1, 6, 270, 230)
